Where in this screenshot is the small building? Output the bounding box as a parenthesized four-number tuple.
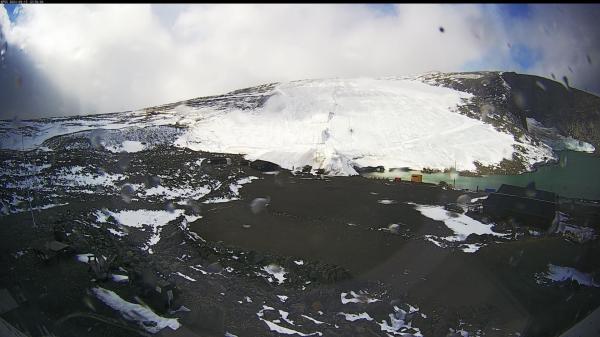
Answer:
(32, 240, 71, 262)
(482, 184, 557, 229)
(411, 174, 423, 183)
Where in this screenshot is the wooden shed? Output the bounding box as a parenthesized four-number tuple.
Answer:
(411, 174, 423, 183)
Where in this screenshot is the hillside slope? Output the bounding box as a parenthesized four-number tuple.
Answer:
(1, 72, 597, 176)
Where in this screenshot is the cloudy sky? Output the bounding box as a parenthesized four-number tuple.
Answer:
(0, 4, 599, 119)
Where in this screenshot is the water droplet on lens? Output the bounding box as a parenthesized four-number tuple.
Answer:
(388, 224, 401, 234)
(186, 199, 201, 215)
(120, 184, 135, 203)
(146, 175, 161, 188)
(117, 155, 131, 172)
(512, 92, 526, 109)
(480, 104, 494, 122)
(250, 197, 270, 214)
(562, 75, 570, 88)
(535, 81, 546, 91)
(456, 194, 470, 205)
(89, 129, 105, 150)
(206, 262, 223, 274)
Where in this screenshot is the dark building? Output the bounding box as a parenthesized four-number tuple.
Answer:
(206, 157, 232, 165)
(483, 184, 558, 229)
(353, 165, 385, 173)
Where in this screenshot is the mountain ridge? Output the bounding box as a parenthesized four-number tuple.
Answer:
(1, 71, 598, 176)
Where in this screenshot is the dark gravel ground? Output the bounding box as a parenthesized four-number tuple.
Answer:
(1, 146, 599, 337)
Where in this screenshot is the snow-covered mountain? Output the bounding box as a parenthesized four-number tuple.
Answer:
(1, 71, 597, 175)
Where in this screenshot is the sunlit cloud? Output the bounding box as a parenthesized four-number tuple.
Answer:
(0, 4, 598, 119)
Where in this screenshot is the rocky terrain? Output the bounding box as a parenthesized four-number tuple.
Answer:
(1, 142, 599, 337)
(418, 72, 600, 175)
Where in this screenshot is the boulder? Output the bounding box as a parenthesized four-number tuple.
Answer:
(250, 160, 280, 172)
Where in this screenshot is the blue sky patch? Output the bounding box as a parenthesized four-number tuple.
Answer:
(509, 44, 538, 70)
(497, 4, 532, 19)
(3, 4, 21, 22)
(367, 4, 397, 17)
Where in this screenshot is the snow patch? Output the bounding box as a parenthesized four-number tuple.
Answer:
(91, 287, 180, 333)
(229, 176, 259, 197)
(377, 305, 423, 336)
(302, 314, 325, 325)
(538, 264, 599, 287)
(460, 244, 483, 253)
(341, 291, 380, 304)
(470, 196, 488, 203)
(262, 264, 287, 285)
(143, 185, 211, 201)
(410, 203, 504, 241)
(95, 209, 185, 253)
(338, 312, 373, 322)
(76, 253, 94, 263)
(203, 197, 237, 204)
(105, 140, 146, 153)
(174, 272, 197, 282)
(110, 274, 129, 283)
(55, 166, 125, 187)
(257, 305, 322, 336)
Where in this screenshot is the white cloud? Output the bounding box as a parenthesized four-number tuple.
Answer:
(0, 4, 598, 118)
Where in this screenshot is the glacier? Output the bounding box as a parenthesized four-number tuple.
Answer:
(174, 77, 543, 174)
